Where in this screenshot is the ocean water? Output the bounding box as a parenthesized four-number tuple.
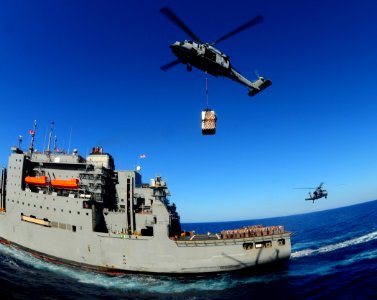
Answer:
(1, 200, 377, 299)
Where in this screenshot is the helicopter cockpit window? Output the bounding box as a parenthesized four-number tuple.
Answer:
(204, 48, 216, 61)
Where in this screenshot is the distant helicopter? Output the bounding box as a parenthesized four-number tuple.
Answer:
(304, 183, 328, 203)
(160, 6, 272, 97)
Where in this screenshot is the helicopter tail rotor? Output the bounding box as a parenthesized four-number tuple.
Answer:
(254, 69, 263, 79)
(248, 77, 272, 97)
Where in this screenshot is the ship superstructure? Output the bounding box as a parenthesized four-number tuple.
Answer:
(0, 132, 291, 274)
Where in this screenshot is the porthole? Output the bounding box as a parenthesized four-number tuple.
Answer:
(243, 242, 253, 250)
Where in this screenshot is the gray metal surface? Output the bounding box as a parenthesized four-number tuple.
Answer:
(0, 146, 291, 274)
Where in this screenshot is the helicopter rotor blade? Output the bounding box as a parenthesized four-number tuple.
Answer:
(160, 7, 203, 44)
(293, 187, 315, 190)
(160, 59, 181, 71)
(213, 14, 264, 45)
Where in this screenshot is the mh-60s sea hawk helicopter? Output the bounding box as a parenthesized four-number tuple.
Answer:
(304, 183, 328, 203)
(160, 7, 272, 97)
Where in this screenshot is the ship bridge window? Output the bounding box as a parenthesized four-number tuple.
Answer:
(72, 225, 76, 232)
(243, 242, 253, 250)
(204, 49, 216, 61)
(278, 239, 285, 246)
(255, 241, 272, 248)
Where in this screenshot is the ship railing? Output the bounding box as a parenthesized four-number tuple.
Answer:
(220, 225, 286, 239)
(179, 225, 286, 241)
(175, 233, 289, 247)
(136, 209, 152, 215)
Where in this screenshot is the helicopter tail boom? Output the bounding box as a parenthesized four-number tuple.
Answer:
(229, 68, 272, 96)
(248, 78, 272, 97)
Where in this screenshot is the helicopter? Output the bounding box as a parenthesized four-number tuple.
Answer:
(304, 183, 328, 203)
(160, 6, 272, 97)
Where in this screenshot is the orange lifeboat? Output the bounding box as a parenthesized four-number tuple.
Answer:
(51, 178, 79, 189)
(25, 176, 48, 186)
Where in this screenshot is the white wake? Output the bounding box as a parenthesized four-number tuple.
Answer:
(291, 230, 377, 259)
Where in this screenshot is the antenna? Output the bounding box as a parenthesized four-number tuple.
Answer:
(18, 135, 23, 149)
(53, 135, 57, 151)
(46, 122, 55, 153)
(67, 127, 72, 154)
(29, 120, 37, 154)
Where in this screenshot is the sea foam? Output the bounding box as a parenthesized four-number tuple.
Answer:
(291, 230, 377, 259)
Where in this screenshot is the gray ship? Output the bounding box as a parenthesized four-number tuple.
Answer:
(0, 126, 291, 274)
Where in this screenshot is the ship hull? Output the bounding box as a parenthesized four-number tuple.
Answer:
(0, 214, 291, 274)
(0, 146, 291, 275)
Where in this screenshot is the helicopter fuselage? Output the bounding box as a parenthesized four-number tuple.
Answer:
(170, 40, 230, 77)
(169, 40, 272, 96)
(305, 188, 328, 202)
(160, 7, 271, 96)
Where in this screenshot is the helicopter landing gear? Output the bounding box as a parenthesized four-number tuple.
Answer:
(186, 64, 192, 72)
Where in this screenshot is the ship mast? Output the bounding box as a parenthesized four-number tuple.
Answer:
(18, 135, 23, 149)
(46, 122, 55, 153)
(53, 135, 57, 152)
(28, 120, 37, 155)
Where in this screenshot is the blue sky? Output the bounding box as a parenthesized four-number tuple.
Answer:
(1, 0, 377, 222)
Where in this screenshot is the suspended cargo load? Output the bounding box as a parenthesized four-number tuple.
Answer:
(201, 109, 217, 135)
(51, 178, 79, 189)
(25, 176, 48, 186)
